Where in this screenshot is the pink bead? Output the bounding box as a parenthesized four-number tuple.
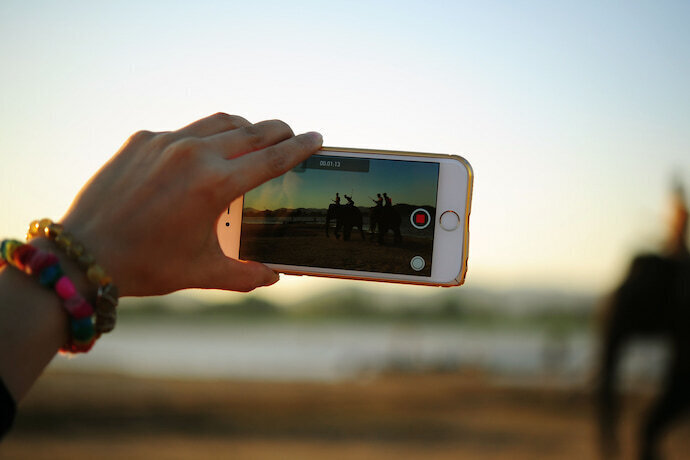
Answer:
(64, 295, 94, 319)
(55, 276, 77, 299)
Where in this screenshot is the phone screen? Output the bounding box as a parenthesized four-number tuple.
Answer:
(240, 154, 439, 276)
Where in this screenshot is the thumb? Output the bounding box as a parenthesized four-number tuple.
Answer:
(199, 253, 280, 292)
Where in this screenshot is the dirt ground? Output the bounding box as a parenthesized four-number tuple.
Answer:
(241, 223, 434, 276)
(2, 372, 689, 460)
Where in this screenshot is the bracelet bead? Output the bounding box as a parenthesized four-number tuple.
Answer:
(1, 240, 21, 261)
(55, 275, 77, 300)
(25, 218, 119, 338)
(87, 264, 110, 286)
(38, 263, 63, 287)
(38, 218, 52, 231)
(11, 244, 37, 270)
(64, 296, 94, 320)
(71, 317, 96, 341)
(26, 251, 59, 275)
(1, 238, 99, 353)
(54, 233, 72, 251)
(67, 242, 85, 258)
(45, 222, 63, 238)
(77, 253, 96, 269)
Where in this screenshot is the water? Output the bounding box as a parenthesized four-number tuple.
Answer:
(48, 320, 667, 384)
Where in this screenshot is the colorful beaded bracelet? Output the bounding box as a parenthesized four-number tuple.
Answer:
(1, 239, 97, 353)
(26, 219, 119, 335)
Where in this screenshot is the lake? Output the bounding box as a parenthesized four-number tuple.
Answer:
(48, 319, 667, 385)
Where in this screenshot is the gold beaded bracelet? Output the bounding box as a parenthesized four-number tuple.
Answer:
(26, 219, 119, 334)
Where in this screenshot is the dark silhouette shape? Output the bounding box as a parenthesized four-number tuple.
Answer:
(383, 192, 392, 207)
(370, 206, 401, 245)
(326, 204, 365, 241)
(372, 193, 383, 207)
(369, 194, 384, 234)
(332, 193, 340, 205)
(597, 183, 690, 460)
(344, 194, 355, 206)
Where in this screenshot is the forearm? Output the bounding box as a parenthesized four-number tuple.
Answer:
(0, 238, 90, 402)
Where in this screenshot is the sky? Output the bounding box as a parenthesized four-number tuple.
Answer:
(244, 157, 439, 210)
(1, 1, 689, 302)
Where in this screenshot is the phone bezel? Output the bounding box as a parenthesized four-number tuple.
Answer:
(217, 147, 473, 287)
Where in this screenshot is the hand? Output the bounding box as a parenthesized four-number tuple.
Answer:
(60, 113, 322, 296)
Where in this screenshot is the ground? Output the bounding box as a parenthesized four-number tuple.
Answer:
(3, 372, 689, 459)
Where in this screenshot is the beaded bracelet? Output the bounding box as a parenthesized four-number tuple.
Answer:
(26, 219, 119, 335)
(0, 239, 97, 353)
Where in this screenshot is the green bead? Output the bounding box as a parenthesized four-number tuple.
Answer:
(71, 317, 95, 341)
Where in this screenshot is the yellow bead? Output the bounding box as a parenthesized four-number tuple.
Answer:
(77, 253, 95, 269)
(38, 218, 52, 232)
(54, 233, 73, 250)
(46, 223, 64, 238)
(67, 242, 84, 258)
(87, 264, 106, 285)
(28, 220, 41, 237)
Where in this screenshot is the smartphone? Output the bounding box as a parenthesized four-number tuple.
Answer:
(217, 147, 473, 287)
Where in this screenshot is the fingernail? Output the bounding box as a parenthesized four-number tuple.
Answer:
(306, 131, 323, 145)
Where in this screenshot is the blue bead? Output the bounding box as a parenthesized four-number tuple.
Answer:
(38, 264, 63, 287)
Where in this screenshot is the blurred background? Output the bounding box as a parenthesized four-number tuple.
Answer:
(1, 1, 689, 459)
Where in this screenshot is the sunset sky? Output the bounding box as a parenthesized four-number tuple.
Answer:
(244, 156, 439, 211)
(1, 1, 688, 302)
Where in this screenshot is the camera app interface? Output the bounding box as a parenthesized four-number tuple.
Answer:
(240, 155, 439, 276)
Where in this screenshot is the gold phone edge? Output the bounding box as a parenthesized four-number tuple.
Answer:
(271, 146, 474, 288)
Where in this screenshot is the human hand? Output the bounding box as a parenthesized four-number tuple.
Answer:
(60, 113, 322, 296)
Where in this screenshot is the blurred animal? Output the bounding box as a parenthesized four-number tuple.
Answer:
(597, 184, 690, 460)
(369, 206, 401, 245)
(326, 204, 365, 240)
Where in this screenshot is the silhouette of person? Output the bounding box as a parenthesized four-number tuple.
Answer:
(383, 193, 392, 207)
(332, 193, 340, 205)
(344, 194, 354, 206)
(597, 182, 690, 460)
(372, 193, 383, 207)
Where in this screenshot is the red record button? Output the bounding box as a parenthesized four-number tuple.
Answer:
(410, 208, 431, 229)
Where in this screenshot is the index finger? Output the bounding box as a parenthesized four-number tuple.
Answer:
(223, 131, 322, 198)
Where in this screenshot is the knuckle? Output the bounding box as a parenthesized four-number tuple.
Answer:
(241, 124, 264, 148)
(166, 137, 202, 161)
(268, 119, 294, 137)
(151, 132, 178, 150)
(212, 112, 247, 129)
(128, 130, 155, 144)
(211, 111, 232, 120)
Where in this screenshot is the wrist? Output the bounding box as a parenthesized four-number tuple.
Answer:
(59, 216, 132, 296)
(0, 247, 69, 401)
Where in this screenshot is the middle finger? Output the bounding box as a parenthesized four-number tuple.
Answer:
(206, 119, 295, 159)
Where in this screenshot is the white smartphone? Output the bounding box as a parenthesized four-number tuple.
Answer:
(217, 147, 473, 287)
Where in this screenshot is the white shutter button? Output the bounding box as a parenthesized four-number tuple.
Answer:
(439, 211, 460, 231)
